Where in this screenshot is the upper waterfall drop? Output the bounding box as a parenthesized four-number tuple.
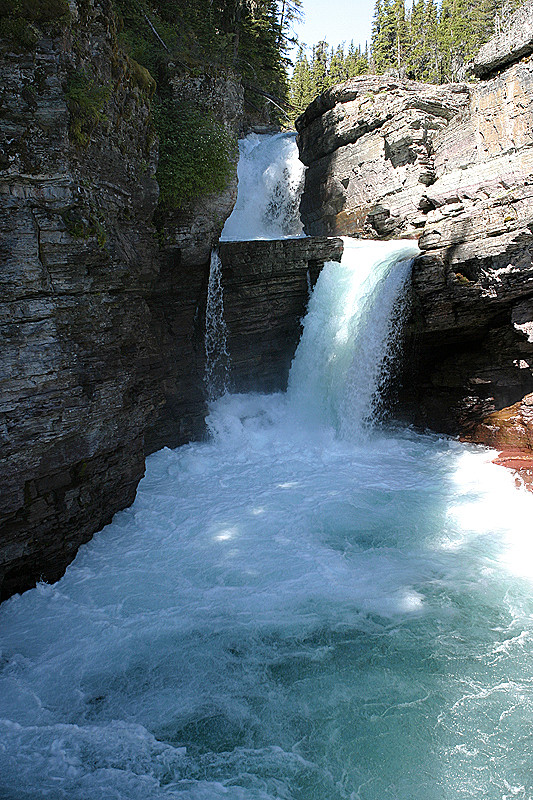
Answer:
(220, 132, 306, 241)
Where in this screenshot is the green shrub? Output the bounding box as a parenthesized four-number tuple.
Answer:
(66, 70, 111, 146)
(0, 0, 69, 22)
(153, 99, 236, 209)
(0, 17, 40, 47)
(62, 208, 107, 249)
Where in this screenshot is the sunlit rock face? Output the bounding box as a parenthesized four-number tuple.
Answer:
(297, 76, 469, 240)
(296, 2, 533, 445)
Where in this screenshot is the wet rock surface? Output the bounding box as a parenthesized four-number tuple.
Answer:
(463, 394, 533, 491)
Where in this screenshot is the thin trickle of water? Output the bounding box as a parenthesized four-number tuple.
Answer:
(204, 249, 230, 401)
(220, 132, 305, 241)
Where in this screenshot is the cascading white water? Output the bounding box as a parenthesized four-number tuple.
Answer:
(287, 239, 417, 437)
(204, 249, 230, 401)
(1, 137, 533, 800)
(220, 132, 305, 240)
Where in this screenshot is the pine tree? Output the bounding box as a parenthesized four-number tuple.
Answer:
(406, 0, 425, 79)
(371, 0, 394, 72)
(311, 39, 329, 94)
(288, 0, 531, 121)
(390, 0, 408, 72)
(289, 44, 314, 116)
(329, 43, 348, 84)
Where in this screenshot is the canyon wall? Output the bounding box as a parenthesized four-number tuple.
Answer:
(0, 1, 244, 599)
(296, 1, 533, 448)
(0, 0, 340, 599)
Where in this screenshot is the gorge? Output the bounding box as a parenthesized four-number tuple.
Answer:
(1, 0, 533, 601)
(1, 196, 532, 798)
(1, 1, 533, 793)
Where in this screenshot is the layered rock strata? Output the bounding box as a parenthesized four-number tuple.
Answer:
(0, 0, 241, 599)
(220, 237, 343, 393)
(297, 77, 470, 240)
(296, 6, 533, 452)
(0, 0, 160, 600)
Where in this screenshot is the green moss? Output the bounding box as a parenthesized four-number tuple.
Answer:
(66, 70, 111, 147)
(62, 209, 107, 249)
(153, 99, 236, 210)
(128, 56, 156, 97)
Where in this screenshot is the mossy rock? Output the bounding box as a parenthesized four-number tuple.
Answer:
(62, 208, 107, 248)
(66, 70, 111, 147)
(128, 57, 156, 97)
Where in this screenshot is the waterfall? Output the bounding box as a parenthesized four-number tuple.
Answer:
(288, 238, 418, 437)
(1, 135, 532, 800)
(220, 132, 305, 241)
(204, 249, 230, 401)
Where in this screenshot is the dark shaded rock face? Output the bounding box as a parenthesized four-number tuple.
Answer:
(296, 4, 533, 443)
(0, 0, 240, 600)
(220, 237, 343, 393)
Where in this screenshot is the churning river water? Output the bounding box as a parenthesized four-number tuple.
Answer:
(0, 134, 532, 800)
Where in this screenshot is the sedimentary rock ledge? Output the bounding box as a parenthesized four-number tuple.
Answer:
(220, 237, 343, 393)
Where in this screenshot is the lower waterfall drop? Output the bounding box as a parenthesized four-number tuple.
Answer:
(287, 238, 418, 438)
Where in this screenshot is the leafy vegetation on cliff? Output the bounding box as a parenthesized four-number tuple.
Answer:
(289, 0, 527, 120)
(153, 100, 237, 209)
(110, 0, 295, 211)
(66, 70, 111, 147)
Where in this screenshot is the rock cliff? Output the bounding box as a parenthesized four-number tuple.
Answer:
(220, 237, 343, 393)
(296, 2, 533, 453)
(0, 0, 340, 599)
(0, 0, 241, 599)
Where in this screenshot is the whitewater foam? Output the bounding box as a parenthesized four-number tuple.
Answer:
(1, 239, 532, 800)
(220, 132, 305, 241)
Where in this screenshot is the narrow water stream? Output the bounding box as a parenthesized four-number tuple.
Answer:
(0, 136, 532, 800)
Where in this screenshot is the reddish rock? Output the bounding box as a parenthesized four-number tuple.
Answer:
(462, 394, 533, 490)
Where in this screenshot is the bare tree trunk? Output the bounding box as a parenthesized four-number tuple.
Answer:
(233, 0, 242, 67)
